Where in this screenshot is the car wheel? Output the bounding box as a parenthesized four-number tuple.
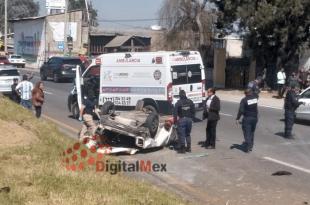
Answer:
(143, 104, 157, 114)
(53, 73, 60, 83)
(40, 71, 47, 81)
(72, 102, 80, 119)
(101, 101, 115, 115)
(144, 112, 159, 138)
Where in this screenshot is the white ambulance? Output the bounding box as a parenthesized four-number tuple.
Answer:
(74, 51, 205, 115)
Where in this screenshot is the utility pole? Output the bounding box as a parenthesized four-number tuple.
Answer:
(85, 0, 90, 56)
(4, 0, 8, 54)
(64, 0, 68, 55)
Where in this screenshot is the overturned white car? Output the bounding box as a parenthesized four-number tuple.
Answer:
(85, 101, 177, 155)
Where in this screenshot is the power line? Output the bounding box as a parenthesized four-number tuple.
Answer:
(97, 18, 169, 23)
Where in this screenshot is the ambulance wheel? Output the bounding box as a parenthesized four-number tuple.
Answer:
(101, 101, 115, 115)
(72, 102, 79, 119)
(144, 112, 159, 138)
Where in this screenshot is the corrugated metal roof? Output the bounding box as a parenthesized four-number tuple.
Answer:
(10, 10, 83, 22)
(10, 16, 46, 22)
(104, 36, 132, 48)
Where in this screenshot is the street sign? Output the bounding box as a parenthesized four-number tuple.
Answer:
(57, 41, 64, 50)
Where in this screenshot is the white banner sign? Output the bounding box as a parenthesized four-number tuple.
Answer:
(49, 22, 77, 42)
(46, 0, 66, 9)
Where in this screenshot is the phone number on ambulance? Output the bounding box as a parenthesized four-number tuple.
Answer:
(103, 97, 131, 105)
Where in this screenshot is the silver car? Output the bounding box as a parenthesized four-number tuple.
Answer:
(296, 86, 310, 121)
(0, 65, 21, 94)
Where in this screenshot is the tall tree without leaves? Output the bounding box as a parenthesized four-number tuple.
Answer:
(213, 0, 310, 73)
(158, 0, 215, 53)
(0, 0, 39, 33)
(68, 0, 98, 27)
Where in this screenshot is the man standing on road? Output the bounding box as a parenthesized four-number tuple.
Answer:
(277, 68, 286, 98)
(284, 86, 304, 139)
(174, 90, 195, 153)
(236, 89, 258, 153)
(15, 75, 33, 110)
(79, 92, 97, 140)
(203, 88, 220, 149)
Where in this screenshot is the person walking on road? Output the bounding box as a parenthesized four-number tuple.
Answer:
(79, 92, 97, 140)
(32, 81, 45, 118)
(277, 68, 286, 98)
(236, 89, 258, 153)
(174, 90, 195, 153)
(284, 86, 304, 139)
(203, 88, 220, 149)
(15, 75, 33, 110)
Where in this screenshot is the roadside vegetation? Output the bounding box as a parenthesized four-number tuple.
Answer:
(0, 97, 189, 205)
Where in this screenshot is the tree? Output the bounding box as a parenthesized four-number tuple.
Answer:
(68, 0, 98, 27)
(0, 0, 39, 34)
(158, 0, 215, 51)
(213, 0, 310, 75)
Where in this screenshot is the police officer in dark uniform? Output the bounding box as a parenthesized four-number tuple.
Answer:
(174, 90, 195, 153)
(236, 89, 258, 153)
(284, 86, 304, 139)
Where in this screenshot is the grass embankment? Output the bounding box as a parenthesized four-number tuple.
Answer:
(0, 97, 189, 205)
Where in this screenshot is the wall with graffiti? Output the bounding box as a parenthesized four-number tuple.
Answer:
(13, 19, 45, 62)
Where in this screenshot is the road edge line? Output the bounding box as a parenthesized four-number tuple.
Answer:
(263, 157, 310, 174)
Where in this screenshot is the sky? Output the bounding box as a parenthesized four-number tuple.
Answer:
(37, 0, 165, 29)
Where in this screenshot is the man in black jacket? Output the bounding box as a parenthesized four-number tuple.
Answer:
(284, 86, 304, 139)
(174, 90, 195, 153)
(236, 89, 258, 153)
(203, 88, 221, 149)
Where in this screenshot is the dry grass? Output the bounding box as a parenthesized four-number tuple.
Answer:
(0, 97, 190, 205)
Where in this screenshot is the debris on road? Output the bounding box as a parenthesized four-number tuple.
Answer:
(271, 171, 292, 176)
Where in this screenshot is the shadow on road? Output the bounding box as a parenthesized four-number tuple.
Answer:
(230, 143, 248, 153)
(295, 119, 310, 126)
(275, 132, 286, 139)
(279, 118, 310, 126)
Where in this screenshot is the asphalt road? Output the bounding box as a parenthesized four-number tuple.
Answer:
(23, 69, 310, 205)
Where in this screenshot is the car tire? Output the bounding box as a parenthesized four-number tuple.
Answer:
(72, 102, 79, 119)
(143, 104, 157, 114)
(40, 71, 47, 81)
(53, 73, 60, 83)
(101, 101, 115, 115)
(144, 112, 159, 138)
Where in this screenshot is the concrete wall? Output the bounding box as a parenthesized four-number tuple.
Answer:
(213, 48, 226, 88)
(13, 11, 88, 68)
(45, 11, 88, 57)
(13, 19, 45, 66)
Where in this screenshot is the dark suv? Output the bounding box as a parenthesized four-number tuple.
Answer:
(40, 57, 84, 82)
